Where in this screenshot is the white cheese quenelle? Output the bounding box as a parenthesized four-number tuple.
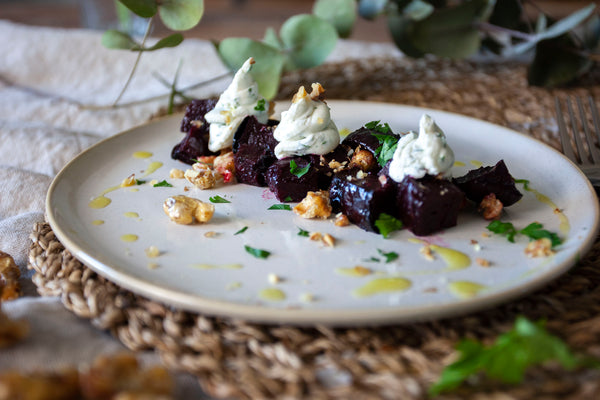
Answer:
(204, 57, 271, 152)
(273, 83, 340, 159)
(388, 114, 455, 182)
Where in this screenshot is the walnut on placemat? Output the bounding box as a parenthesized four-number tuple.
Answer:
(0, 353, 174, 400)
(0, 250, 21, 300)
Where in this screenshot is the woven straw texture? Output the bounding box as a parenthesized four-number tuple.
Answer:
(29, 57, 600, 399)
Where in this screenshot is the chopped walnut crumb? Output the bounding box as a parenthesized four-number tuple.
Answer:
(293, 191, 332, 219)
(328, 160, 347, 173)
(300, 293, 315, 303)
(476, 258, 491, 267)
(120, 174, 137, 188)
(419, 245, 435, 261)
(525, 238, 554, 258)
(0, 251, 21, 300)
(352, 266, 372, 276)
(213, 151, 235, 183)
(481, 232, 491, 238)
(309, 232, 322, 241)
(322, 233, 335, 247)
(169, 168, 185, 179)
(144, 246, 160, 258)
(268, 273, 282, 284)
(204, 231, 218, 238)
(147, 263, 159, 270)
(185, 163, 216, 189)
(349, 149, 376, 172)
(479, 193, 503, 220)
(163, 195, 214, 225)
(334, 213, 350, 227)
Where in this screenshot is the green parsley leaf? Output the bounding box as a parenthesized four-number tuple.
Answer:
(429, 316, 581, 395)
(364, 120, 391, 133)
(290, 159, 311, 178)
(209, 195, 231, 203)
(378, 249, 399, 263)
(254, 98, 266, 111)
(486, 220, 518, 243)
(297, 227, 310, 237)
(364, 257, 381, 263)
(284, 196, 293, 202)
(234, 226, 248, 235)
(244, 245, 271, 259)
(372, 133, 399, 167)
(153, 180, 173, 187)
(268, 204, 292, 211)
(374, 213, 403, 238)
(135, 179, 147, 185)
(520, 222, 563, 247)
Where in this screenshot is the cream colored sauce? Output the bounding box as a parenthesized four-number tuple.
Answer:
(448, 281, 486, 299)
(259, 287, 286, 302)
(353, 277, 411, 298)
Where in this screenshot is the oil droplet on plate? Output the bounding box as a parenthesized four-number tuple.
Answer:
(133, 151, 153, 159)
(335, 266, 373, 277)
(191, 263, 243, 270)
(124, 212, 139, 219)
(448, 281, 486, 299)
(142, 161, 163, 177)
(454, 161, 466, 167)
(120, 234, 139, 243)
(91, 220, 104, 225)
(470, 160, 483, 167)
(89, 196, 111, 209)
(259, 287, 286, 302)
(353, 277, 411, 298)
(430, 245, 471, 270)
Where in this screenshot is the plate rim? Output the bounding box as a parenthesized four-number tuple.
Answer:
(46, 100, 600, 326)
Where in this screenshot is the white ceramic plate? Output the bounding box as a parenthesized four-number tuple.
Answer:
(47, 101, 600, 326)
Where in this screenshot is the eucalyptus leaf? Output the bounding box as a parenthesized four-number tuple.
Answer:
(358, 0, 389, 20)
(280, 14, 338, 70)
(403, 0, 434, 22)
(506, 3, 596, 56)
(313, 0, 357, 38)
(118, 0, 157, 18)
(528, 37, 593, 87)
(159, 0, 204, 31)
(141, 33, 184, 51)
(217, 38, 285, 99)
(101, 29, 139, 50)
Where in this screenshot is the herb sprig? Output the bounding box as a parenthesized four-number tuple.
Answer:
(487, 221, 562, 247)
(374, 213, 403, 238)
(290, 160, 311, 178)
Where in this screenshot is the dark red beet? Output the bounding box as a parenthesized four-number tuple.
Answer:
(232, 116, 279, 187)
(265, 155, 329, 202)
(397, 176, 465, 236)
(172, 99, 219, 164)
(329, 169, 398, 232)
(342, 127, 400, 157)
(453, 160, 522, 206)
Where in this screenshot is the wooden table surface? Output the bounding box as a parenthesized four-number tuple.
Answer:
(1, 0, 597, 43)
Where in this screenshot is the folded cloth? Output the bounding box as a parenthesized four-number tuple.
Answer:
(0, 18, 398, 397)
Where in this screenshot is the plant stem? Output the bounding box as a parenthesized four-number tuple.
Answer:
(477, 21, 533, 41)
(112, 17, 154, 107)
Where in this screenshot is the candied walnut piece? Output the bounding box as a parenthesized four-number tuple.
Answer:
(0, 251, 20, 300)
(213, 150, 235, 183)
(184, 162, 216, 189)
(163, 195, 215, 225)
(525, 238, 554, 258)
(0, 369, 80, 400)
(80, 353, 173, 400)
(293, 191, 332, 219)
(169, 168, 185, 179)
(121, 174, 137, 188)
(479, 193, 503, 220)
(334, 213, 350, 227)
(349, 149, 376, 172)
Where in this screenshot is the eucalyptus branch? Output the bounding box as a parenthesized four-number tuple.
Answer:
(477, 21, 533, 41)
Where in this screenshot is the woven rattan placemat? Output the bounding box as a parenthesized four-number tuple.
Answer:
(29, 57, 600, 399)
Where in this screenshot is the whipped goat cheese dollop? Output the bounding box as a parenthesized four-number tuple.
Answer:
(273, 83, 340, 159)
(388, 114, 454, 182)
(204, 57, 270, 152)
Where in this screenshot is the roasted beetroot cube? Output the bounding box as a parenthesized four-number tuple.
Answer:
(265, 155, 326, 202)
(172, 99, 219, 164)
(233, 117, 278, 186)
(397, 176, 464, 236)
(329, 169, 398, 232)
(453, 160, 522, 206)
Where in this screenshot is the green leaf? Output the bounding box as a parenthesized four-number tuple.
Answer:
(430, 316, 583, 395)
(378, 249, 399, 263)
(142, 33, 184, 51)
(135, 179, 147, 185)
(290, 159, 311, 178)
(365, 120, 391, 133)
(254, 98, 266, 111)
(514, 178, 530, 190)
(118, 0, 157, 18)
(268, 204, 292, 211)
(486, 220, 518, 242)
(209, 195, 231, 203)
(519, 222, 562, 247)
(217, 38, 285, 100)
(358, 0, 388, 20)
(244, 245, 271, 259)
(313, 0, 357, 38)
(279, 14, 338, 70)
(234, 226, 248, 235)
(153, 180, 173, 187)
(263, 27, 283, 49)
(374, 213, 403, 238)
(297, 227, 310, 237)
(158, 0, 204, 31)
(373, 133, 398, 167)
(101, 29, 139, 50)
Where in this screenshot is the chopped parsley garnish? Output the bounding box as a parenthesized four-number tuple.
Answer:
(254, 98, 266, 111)
(429, 316, 585, 395)
(374, 213, 403, 238)
(268, 204, 292, 211)
(234, 226, 248, 235)
(209, 195, 231, 203)
(135, 179, 146, 185)
(297, 227, 310, 237)
(378, 249, 399, 263)
(284, 196, 293, 202)
(153, 180, 173, 187)
(244, 245, 271, 259)
(514, 178, 531, 190)
(290, 159, 311, 178)
(486, 220, 562, 247)
(364, 120, 392, 134)
(373, 133, 399, 167)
